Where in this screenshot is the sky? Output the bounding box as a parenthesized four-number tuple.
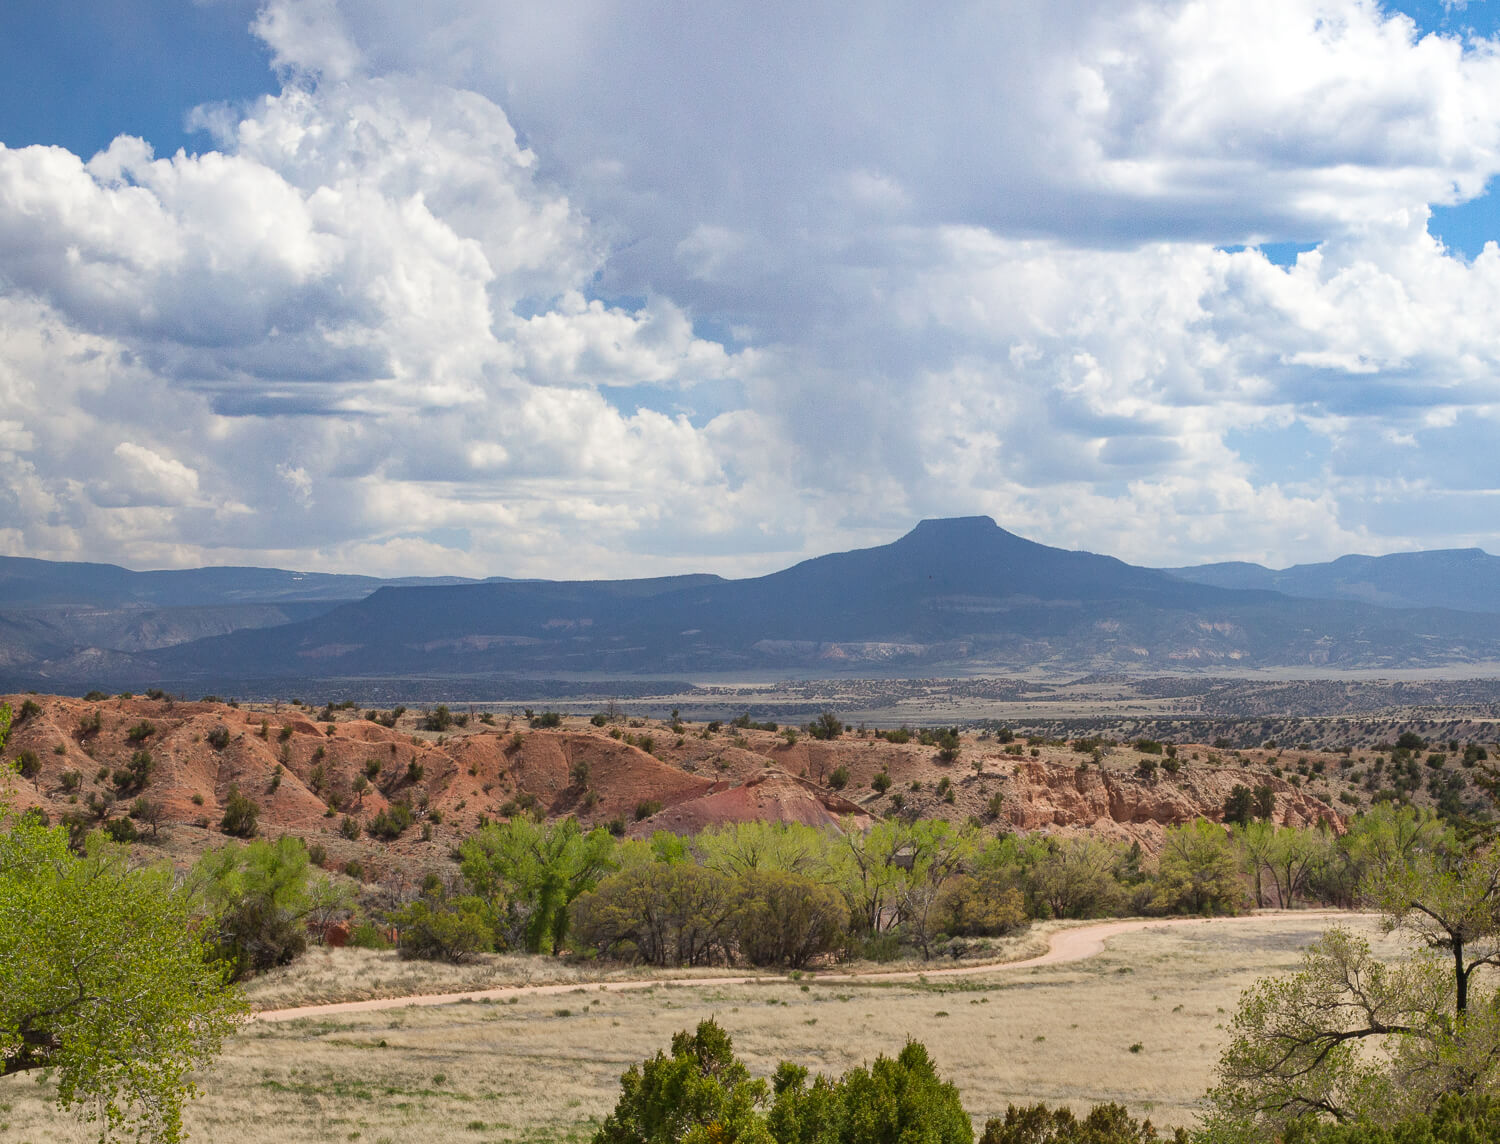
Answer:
(3, 0, 1500, 579)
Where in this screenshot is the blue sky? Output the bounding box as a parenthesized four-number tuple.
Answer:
(2, 1, 1500, 578)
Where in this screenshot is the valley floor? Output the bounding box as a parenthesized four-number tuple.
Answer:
(3, 913, 1403, 1143)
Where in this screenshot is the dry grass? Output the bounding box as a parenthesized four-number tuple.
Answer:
(1, 915, 1407, 1144)
(242, 924, 1067, 1011)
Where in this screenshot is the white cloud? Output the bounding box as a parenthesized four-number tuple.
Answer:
(3, 0, 1500, 579)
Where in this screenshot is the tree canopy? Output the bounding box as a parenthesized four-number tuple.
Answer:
(0, 815, 246, 1141)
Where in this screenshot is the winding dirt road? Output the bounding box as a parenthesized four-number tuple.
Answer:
(256, 910, 1364, 1024)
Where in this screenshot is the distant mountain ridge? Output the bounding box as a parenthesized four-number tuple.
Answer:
(1164, 548, 1500, 614)
(0, 555, 502, 608)
(0, 556, 510, 672)
(8, 519, 1500, 692)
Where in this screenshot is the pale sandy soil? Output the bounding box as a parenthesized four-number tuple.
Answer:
(2, 912, 1400, 1144)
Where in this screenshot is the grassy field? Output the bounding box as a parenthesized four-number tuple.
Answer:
(1, 915, 1405, 1143)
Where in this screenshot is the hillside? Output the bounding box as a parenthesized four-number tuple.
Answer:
(1165, 547, 1500, 613)
(0, 693, 1362, 888)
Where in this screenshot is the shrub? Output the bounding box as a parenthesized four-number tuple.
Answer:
(591, 712, 609, 727)
(422, 705, 454, 732)
(76, 710, 102, 739)
(806, 710, 843, 740)
(102, 816, 139, 844)
(348, 921, 394, 950)
(368, 802, 415, 841)
(530, 710, 561, 728)
(405, 760, 425, 784)
(128, 796, 165, 838)
(390, 894, 491, 962)
(979, 1101, 1177, 1144)
(339, 815, 362, 840)
(733, 869, 849, 968)
(14, 749, 40, 779)
(939, 870, 1027, 937)
(872, 771, 891, 794)
(18, 697, 42, 720)
(936, 730, 961, 763)
(112, 749, 154, 795)
(206, 724, 231, 750)
(828, 766, 850, 790)
(125, 721, 156, 744)
(634, 799, 663, 822)
(219, 785, 260, 838)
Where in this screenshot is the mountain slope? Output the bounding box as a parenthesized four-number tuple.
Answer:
(131, 517, 1500, 684)
(1165, 548, 1500, 613)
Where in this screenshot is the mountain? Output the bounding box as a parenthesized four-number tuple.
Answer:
(1164, 548, 1500, 613)
(0, 556, 510, 670)
(0, 555, 495, 608)
(108, 517, 1500, 687)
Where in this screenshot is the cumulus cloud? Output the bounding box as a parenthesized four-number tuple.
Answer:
(1, 0, 1500, 578)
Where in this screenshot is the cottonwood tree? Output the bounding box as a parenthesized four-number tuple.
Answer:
(1208, 836, 1500, 1135)
(1153, 819, 1240, 915)
(2, 711, 246, 1143)
(460, 816, 616, 953)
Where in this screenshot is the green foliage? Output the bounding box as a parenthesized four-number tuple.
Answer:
(0, 822, 246, 1142)
(219, 784, 260, 838)
(14, 748, 39, 779)
(979, 1102, 1180, 1144)
(531, 710, 562, 728)
(125, 720, 156, 744)
(732, 869, 849, 968)
(113, 747, 156, 795)
(807, 711, 843, 741)
(828, 766, 850, 791)
(573, 863, 736, 966)
(1209, 827, 1500, 1137)
(389, 892, 492, 962)
(636, 798, 664, 820)
(936, 868, 1027, 936)
(460, 816, 617, 953)
(422, 704, 454, 731)
(936, 730, 961, 763)
(206, 724, 231, 750)
(871, 772, 891, 794)
(1223, 785, 1254, 826)
(368, 801, 416, 840)
(347, 920, 394, 950)
(192, 836, 352, 982)
(1153, 819, 1241, 915)
(1279, 1092, 1500, 1143)
(595, 1019, 772, 1144)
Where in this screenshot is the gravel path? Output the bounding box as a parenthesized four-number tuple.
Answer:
(255, 910, 1363, 1023)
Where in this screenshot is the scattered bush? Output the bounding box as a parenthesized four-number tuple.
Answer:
(422, 705, 454, 732)
(368, 802, 415, 841)
(219, 785, 260, 838)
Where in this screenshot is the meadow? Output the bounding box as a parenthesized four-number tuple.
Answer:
(1, 914, 1404, 1143)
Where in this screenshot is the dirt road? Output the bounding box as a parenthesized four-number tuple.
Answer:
(256, 910, 1360, 1023)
